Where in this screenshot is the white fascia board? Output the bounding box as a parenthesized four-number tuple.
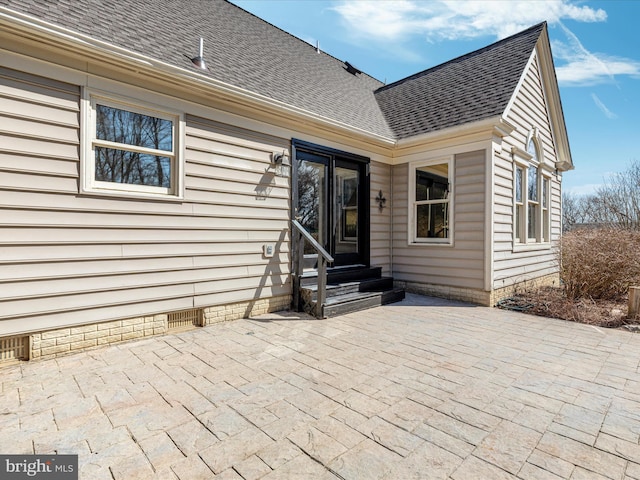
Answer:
(395, 116, 516, 151)
(502, 27, 573, 172)
(0, 8, 396, 148)
(536, 37, 574, 172)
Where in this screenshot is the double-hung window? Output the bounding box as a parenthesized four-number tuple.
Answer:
(515, 165, 525, 242)
(410, 157, 453, 244)
(527, 164, 539, 241)
(542, 176, 550, 242)
(514, 133, 551, 245)
(83, 91, 184, 198)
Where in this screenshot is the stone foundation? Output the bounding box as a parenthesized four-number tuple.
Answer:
(203, 295, 291, 325)
(25, 295, 291, 362)
(30, 315, 167, 360)
(396, 281, 491, 306)
(489, 273, 560, 306)
(397, 273, 560, 307)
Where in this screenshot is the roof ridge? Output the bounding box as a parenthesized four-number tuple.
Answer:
(373, 21, 547, 139)
(225, 0, 384, 86)
(376, 21, 546, 93)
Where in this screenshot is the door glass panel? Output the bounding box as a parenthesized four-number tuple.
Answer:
(297, 158, 327, 254)
(335, 166, 358, 254)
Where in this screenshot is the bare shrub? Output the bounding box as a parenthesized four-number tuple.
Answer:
(560, 228, 640, 301)
(527, 287, 627, 327)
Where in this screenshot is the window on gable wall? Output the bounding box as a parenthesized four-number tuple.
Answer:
(527, 163, 539, 240)
(410, 157, 453, 244)
(514, 132, 551, 245)
(542, 176, 550, 242)
(82, 90, 184, 198)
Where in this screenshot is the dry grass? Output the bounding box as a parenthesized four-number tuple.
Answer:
(498, 228, 640, 329)
(500, 287, 630, 328)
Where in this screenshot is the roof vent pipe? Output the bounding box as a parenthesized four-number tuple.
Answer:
(190, 37, 207, 70)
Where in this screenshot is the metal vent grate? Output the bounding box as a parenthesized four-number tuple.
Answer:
(0, 335, 29, 363)
(168, 308, 203, 331)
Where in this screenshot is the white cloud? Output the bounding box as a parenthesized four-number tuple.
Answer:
(332, 0, 606, 42)
(553, 23, 640, 86)
(331, 0, 426, 41)
(332, 0, 640, 87)
(556, 55, 640, 86)
(590, 93, 617, 119)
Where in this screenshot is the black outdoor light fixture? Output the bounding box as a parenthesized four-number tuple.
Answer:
(271, 151, 290, 176)
(272, 151, 290, 166)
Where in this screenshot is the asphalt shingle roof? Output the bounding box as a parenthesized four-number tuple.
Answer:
(0, 0, 544, 142)
(374, 23, 545, 140)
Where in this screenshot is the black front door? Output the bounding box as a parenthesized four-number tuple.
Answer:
(293, 140, 369, 268)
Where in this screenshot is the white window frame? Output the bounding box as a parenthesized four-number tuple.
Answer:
(408, 156, 454, 245)
(512, 130, 552, 249)
(527, 162, 540, 241)
(541, 173, 551, 243)
(514, 163, 525, 243)
(81, 89, 185, 199)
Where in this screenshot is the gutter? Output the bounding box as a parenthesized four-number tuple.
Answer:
(395, 116, 517, 151)
(0, 7, 397, 149)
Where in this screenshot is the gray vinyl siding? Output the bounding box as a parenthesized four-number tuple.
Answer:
(391, 150, 486, 289)
(369, 160, 391, 274)
(184, 115, 291, 308)
(0, 67, 291, 336)
(493, 52, 561, 288)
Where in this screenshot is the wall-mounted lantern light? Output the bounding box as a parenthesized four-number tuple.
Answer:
(271, 151, 290, 177)
(272, 151, 290, 165)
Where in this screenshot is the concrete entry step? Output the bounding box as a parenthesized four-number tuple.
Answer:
(322, 287, 406, 317)
(299, 266, 405, 317)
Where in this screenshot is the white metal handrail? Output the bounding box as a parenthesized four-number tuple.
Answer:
(291, 219, 334, 318)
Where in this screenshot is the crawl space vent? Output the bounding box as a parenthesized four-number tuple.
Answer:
(168, 308, 203, 331)
(0, 335, 29, 364)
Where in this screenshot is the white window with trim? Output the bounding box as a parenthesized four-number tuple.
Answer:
(82, 90, 184, 198)
(542, 175, 550, 242)
(513, 131, 551, 245)
(409, 157, 453, 244)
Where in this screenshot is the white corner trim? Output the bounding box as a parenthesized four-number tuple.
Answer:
(484, 143, 494, 292)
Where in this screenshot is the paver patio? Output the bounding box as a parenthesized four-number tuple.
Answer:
(2, 293, 640, 479)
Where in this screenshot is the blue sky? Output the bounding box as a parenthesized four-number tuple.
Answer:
(232, 0, 640, 196)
